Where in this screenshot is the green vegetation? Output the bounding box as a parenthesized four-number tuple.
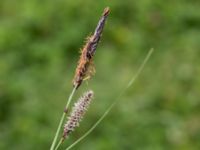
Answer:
(0, 0, 200, 149)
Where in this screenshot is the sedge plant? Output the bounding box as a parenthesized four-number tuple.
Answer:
(50, 6, 153, 150)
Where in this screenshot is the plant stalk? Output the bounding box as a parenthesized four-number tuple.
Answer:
(50, 86, 77, 150)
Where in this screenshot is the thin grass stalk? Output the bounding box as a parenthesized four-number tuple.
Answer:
(50, 86, 77, 150)
(65, 48, 154, 150)
(55, 138, 62, 150)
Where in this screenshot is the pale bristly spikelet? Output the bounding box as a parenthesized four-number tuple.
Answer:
(73, 7, 110, 89)
(62, 90, 94, 140)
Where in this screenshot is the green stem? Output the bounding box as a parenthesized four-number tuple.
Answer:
(55, 139, 63, 150)
(50, 86, 77, 150)
(65, 48, 154, 150)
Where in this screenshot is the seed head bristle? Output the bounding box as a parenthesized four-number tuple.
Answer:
(62, 90, 94, 140)
(73, 7, 110, 89)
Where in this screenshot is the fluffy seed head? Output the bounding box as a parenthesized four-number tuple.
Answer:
(62, 90, 94, 139)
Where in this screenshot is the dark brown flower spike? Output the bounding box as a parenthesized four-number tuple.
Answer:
(73, 7, 110, 89)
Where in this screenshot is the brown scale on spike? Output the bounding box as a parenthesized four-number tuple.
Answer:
(73, 7, 110, 89)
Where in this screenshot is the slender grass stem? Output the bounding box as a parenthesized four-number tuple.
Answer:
(50, 86, 77, 150)
(65, 48, 154, 150)
(55, 139, 62, 150)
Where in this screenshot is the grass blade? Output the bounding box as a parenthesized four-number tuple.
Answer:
(65, 48, 154, 150)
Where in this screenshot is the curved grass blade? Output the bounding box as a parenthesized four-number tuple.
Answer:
(65, 48, 154, 150)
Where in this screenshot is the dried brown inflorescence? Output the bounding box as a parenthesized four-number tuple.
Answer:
(73, 7, 110, 89)
(62, 90, 94, 140)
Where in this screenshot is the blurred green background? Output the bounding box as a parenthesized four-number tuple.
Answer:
(0, 0, 200, 149)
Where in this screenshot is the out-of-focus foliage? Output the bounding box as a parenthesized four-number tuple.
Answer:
(0, 0, 200, 149)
